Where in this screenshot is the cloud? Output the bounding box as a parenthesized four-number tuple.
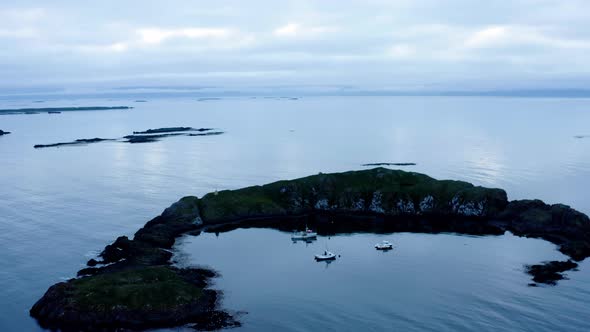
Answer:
(1, 1, 590, 90)
(0, 28, 37, 39)
(75, 42, 129, 53)
(273, 23, 338, 38)
(388, 44, 415, 58)
(0, 8, 45, 21)
(137, 27, 233, 44)
(464, 25, 590, 50)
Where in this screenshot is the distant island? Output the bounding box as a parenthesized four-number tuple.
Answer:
(33, 127, 224, 148)
(0, 106, 132, 115)
(362, 162, 416, 166)
(31, 168, 590, 331)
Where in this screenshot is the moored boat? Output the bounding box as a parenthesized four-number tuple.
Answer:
(291, 226, 317, 240)
(375, 240, 393, 250)
(315, 250, 336, 261)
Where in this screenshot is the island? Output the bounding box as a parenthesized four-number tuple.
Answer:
(0, 129, 10, 135)
(31, 168, 590, 330)
(0, 106, 132, 115)
(34, 138, 114, 149)
(132, 127, 212, 134)
(34, 127, 225, 148)
(362, 162, 417, 166)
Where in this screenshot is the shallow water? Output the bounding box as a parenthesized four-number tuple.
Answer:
(0, 96, 589, 330)
(175, 229, 590, 332)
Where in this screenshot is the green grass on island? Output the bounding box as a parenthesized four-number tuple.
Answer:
(70, 267, 203, 311)
(198, 168, 508, 222)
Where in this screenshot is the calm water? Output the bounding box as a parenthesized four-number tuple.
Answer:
(175, 229, 590, 332)
(0, 96, 589, 331)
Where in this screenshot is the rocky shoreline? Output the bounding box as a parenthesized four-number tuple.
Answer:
(0, 129, 10, 135)
(31, 168, 590, 330)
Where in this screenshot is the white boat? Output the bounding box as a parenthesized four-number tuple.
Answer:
(375, 240, 393, 250)
(315, 250, 336, 261)
(291, 226, 317, 240)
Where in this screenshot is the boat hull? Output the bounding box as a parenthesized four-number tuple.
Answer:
(375, 245, 393, 250)
(291, 233, 317, 240)
(315, 255, 336, 261)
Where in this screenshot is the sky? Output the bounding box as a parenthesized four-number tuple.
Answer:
(1, 0, 590, 93)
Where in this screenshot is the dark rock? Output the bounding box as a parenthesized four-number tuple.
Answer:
(87, 259, 99, 267)
(0, 129, 10, 135)
(525, 260, 578, 285)
(31, 267, 230, 331)
(134, 196, 201, 248)
(191, 310, 242, 330)
(198, 168, 509, 223)
(123, 134, 164, 143)
(124, 130, 222, 143)
(34, 138, 113, 149)
(77, 267, 99, 277)
(500, 200, 590, 261)
(362, 163, 417, 166)
(188, 131, 224, 136)
(132, 127, 200, 134)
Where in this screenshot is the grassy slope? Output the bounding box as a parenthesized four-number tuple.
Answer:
(199, 168, 507, 222)
(71, 267, 202, 311)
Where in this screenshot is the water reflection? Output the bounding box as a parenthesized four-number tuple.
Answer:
(174, 228, 587, 332)
(1, 96, 590, 331)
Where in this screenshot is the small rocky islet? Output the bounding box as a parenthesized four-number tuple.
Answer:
(31, 168, 590, 330)
(33, 127, 224, 148)
(0, 129, 10, 135)
(362, 162, 416, 166)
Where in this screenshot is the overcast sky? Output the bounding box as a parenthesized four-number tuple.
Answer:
(1, 0, 590, 91)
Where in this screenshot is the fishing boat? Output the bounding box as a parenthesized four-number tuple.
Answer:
(375, 240, 393, 250)
(291, 226, 317, 240)
(315, 250, 336, 261)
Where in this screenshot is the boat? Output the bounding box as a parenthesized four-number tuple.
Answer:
(291, 226, 317, 240)
(375, 240, 393, 250)
(315, 250, 336, 261)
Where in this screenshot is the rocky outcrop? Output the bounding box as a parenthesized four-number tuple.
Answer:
(132, 127, 212, 134)
(34, 128, 224, 147)
(0, 129, 10, 135)
(362, 163, 416, 166)
(33, 127, 223, 149)
(500, 200, 590, 260)
(29, 196, 238, 331)
(198, 168, 509, 223)
(526, 260, 578, 286)
(30, 266, 239, 331)
(34, 138, 114, 149)
(31, 168, 590, 331)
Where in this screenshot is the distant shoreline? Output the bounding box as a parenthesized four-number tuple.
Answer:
(0, 106, 132, 115)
